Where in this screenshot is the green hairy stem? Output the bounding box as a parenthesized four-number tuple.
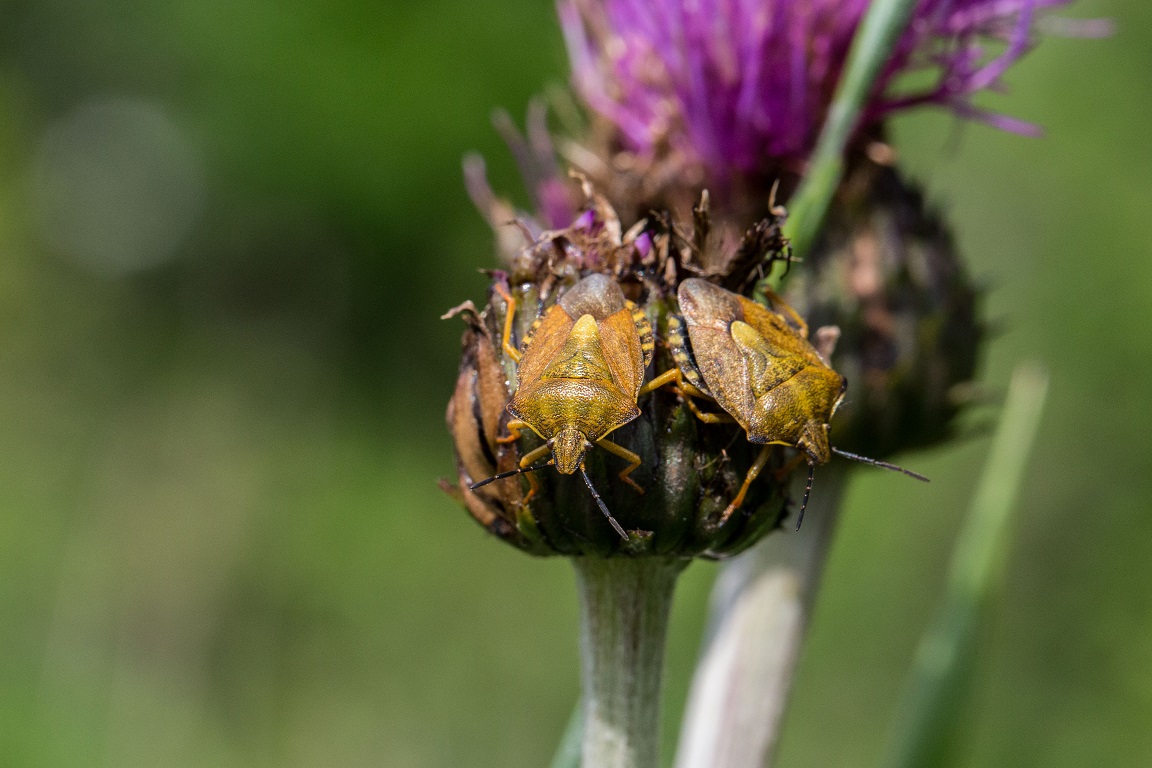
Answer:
(573, 556, 687, 768)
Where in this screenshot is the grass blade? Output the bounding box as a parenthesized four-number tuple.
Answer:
(761, 0, 918, 294)
(879, 364, 1050, 768)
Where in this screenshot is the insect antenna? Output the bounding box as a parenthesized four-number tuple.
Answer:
(795, 462, 816, 531)
(831, 448, 930, 482)
(469, 462, 553, 490)
(579, 467, 629, 541)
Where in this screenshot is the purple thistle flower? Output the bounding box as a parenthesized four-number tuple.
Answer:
(559, 0, 1084, 182)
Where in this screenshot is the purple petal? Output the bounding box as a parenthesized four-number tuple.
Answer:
(559, 0, 1092, 182)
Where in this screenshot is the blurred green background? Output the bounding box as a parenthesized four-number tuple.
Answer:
(0, 1, 1147, 766)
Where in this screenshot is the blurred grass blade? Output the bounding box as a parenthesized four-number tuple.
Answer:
(765, 0, 917, 290)
(879, 364, 1050, 768)
(550, 703, 583, 768)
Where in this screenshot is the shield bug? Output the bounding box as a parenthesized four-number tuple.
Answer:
(649, 278, 926, 528)
(470, 273, 656, 540)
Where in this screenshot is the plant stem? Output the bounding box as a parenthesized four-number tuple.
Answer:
(673, 466, 849, 768)
(550, 702, 583, 768)
(573, 556, 687, 768)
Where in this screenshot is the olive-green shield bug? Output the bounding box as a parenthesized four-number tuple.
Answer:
(470, 273, 659, 540)
(648, 278, 927, 528)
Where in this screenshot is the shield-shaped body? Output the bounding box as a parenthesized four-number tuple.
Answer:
(508, 273, 654, 473)
(673, 278, 845, 465)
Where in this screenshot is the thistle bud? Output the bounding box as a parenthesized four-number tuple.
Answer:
(443, 196, 788, 557)
(784, 157, 983, 459)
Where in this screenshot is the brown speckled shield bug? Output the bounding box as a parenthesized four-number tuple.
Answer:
(469, 273, 658, 540)
(649, 278, 927, 528)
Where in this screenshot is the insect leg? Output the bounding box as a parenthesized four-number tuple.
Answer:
(596, 438, 645, 494)
(518, 442, 552, 502)
(639, 368, 712, 403)
(638, 368, 734, 424)
(718, 444, 772, 525)
(492, 282, 522, 363)
(637, 368, 679, 395)
(678, 380, 712, 400)
(672, 373, 735, 423)
(496, 419, 530, 444)
(681, 392, 736, 424)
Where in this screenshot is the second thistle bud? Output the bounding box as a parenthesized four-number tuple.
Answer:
(784, 158, 983, 459)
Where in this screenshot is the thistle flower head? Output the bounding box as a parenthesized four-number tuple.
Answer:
(560, 0, 1075, 184)
(446, 0, 1092, 557)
